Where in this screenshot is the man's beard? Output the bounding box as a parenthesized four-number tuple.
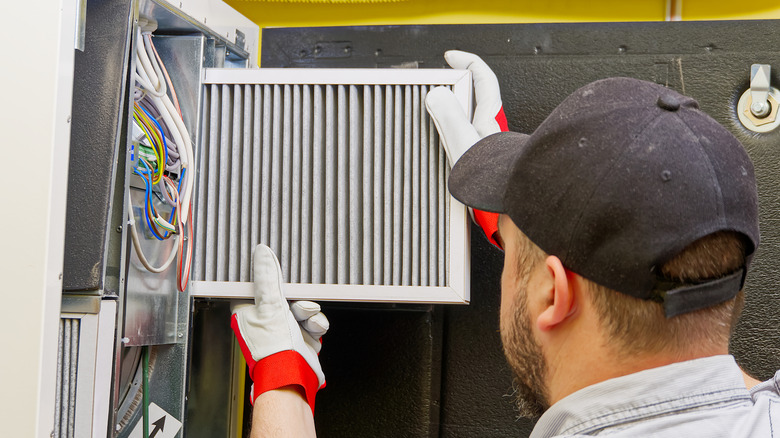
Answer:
(501, 289, 549, 419)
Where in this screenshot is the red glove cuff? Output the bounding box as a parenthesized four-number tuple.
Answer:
(495, 107, 509, 132)
(251, 350, 324, 413)
(471, 106, 507, 248)
(473, 209, 501, 249)
(231, 314, 324, 413)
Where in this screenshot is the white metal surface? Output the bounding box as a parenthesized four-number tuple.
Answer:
(192, 68, 472, 303)
(91, 301, 117, 438)
(0, 0, 79, 436)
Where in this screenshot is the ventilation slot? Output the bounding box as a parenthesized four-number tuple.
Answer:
(191, 69, 472, 303)
(54, 318, 80, 438)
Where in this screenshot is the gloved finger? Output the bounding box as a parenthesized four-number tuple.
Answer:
(302, 312, 329, 338)
(301, 330, 322, 354)
(425, 86, 480, 166)
(251, 244, 287, 312)
(290, 300, 321, 322)
(444, 50, 504, 137)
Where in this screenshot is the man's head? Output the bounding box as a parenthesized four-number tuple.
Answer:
(496, 214, 748, 417)
(449, 77, 760, 416)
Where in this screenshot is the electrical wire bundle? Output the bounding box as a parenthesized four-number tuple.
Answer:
(128, 18, 194, 292)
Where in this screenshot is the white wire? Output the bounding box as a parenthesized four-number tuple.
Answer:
(132, 29, 196, 286)
(127, 196, 177, 273)
(133, 71, 163, 98)
(143, 34, 167, 94)
(136, 33, 194, 224)
(136, 28, 164, 94)
(159, 94, 194, 222)
(160, 176, 178, 206)
(134, 35, 166, 98)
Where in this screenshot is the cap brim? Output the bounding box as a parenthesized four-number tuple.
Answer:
(448, 131, 530, 212)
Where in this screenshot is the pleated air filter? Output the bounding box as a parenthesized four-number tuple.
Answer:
(190, 68, 472, 303)
(54, 318, 80, 438)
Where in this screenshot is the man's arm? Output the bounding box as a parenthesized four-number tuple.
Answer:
(252, 386, 316, 437)
(232, 245, 328, 437)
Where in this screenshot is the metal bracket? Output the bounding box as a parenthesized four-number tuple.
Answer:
(750, 64, 772, 117)
(738, 64, 780, 133)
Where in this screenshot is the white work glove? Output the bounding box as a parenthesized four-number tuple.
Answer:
(425, 50, 509, 248)
(231, 244, 328, 412)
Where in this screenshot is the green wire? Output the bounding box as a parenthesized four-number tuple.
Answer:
(143, 346, 150, 438)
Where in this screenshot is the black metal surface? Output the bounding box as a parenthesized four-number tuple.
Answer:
(64, 0, 133, 293)
(263, 21, 780, 438)
(315, 304, 443, 438)
(186, 300, 235, 438)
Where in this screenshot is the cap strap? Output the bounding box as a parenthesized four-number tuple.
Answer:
(662, 269, 745, 318)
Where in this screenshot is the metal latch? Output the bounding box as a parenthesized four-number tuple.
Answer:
(737, 64, 780, 132)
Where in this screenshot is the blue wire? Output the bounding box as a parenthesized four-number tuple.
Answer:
(143, 171, 164, 241)
(136, 161, 164, 241)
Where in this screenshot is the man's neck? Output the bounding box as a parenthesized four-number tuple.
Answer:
(544, 335, 728, 406)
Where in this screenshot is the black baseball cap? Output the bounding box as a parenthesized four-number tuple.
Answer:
(450, 77, 759, 317)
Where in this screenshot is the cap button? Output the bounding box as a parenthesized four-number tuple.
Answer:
(657, 94, 681, 111)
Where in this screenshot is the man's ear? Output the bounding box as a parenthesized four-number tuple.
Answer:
(537, 256, 578, 331)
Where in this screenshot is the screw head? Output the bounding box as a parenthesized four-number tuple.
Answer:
(751, 100, 771, 118)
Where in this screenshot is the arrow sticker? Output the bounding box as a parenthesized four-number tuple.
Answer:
(149, 415, 165, 438)
(129, 403, 182, 438)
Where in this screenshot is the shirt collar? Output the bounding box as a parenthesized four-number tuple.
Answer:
(530, 355, 751, 438)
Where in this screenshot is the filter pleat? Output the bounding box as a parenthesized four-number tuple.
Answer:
(290, 85, 303, 283)
(300, 85, 313, 283)
(281, 84, 293, 279)
(324, 85, 337, 284)
(392, 85, 403, 285)
(337, 85, 349, 284)
(216, 84, 232, 281)
(228, 84, 243, 280)
(270, 85, 282, 258)
(349, 85, 362, 285)
(250, 85, 262, 277)
(419, 85, 429, 287)
(260, 85, 273, 249)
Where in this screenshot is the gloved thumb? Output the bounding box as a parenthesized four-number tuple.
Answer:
(425, 86, 480, 166)
(251, 244, 287, 311)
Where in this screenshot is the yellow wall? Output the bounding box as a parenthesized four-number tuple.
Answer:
(224, 0, 780, 64)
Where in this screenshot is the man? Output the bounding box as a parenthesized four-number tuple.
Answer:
(445, 75, 780, 436)
(232, 53, 780, 436)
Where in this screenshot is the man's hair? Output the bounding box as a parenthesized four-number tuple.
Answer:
(515, 230, 747, 357)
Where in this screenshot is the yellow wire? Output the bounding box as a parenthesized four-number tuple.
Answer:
(133, 103, 165, 184)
